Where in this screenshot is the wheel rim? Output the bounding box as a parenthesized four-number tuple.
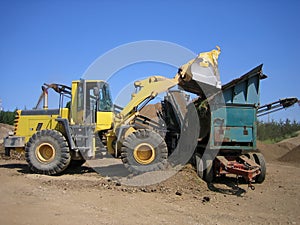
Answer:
(35, 143, 56, 163)
(133, 143, 155, 165)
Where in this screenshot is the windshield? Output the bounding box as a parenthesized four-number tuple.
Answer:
(98, 83, 113, 112)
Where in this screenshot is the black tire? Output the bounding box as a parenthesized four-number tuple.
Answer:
(4, 147, 11, 157)
(25, 130, 71, 175)
(195, 154, 214, 183)
(121, 129, 168, 174)
(253, 153, 266, 183)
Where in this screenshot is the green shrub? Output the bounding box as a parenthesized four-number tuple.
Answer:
(257, 119, 300, 143)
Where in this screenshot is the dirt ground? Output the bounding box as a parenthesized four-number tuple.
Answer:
(0, 124, 299, 225)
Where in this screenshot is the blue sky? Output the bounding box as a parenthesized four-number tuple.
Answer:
(0, 0, 299, 121)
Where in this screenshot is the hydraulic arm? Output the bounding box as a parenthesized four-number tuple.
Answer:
(113, 46, 222, 132)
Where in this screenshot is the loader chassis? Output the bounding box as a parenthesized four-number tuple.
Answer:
(4, 80, 114, 174)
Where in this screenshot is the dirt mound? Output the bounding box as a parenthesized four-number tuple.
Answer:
(278, 145, 300, 166)
(257, 141, 290, 162)
(278, 131, 300, 150)
(258, 132, 300, 166)
(149, 164, 207, 195)
(101, 164, 206, 196)
(140, 103, 162, 122)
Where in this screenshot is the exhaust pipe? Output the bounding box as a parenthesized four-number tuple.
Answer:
(42, 86, 48, 109)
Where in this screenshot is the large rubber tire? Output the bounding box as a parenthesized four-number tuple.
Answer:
(195, 154, 214, 183)
(253, 153, 266, 183)
(25, 130, 71, 175)
(121, 129, 168, 174)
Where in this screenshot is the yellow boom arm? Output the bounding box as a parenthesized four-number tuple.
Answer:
(113, 46, 221, 133)
(114, 75, 179, 130)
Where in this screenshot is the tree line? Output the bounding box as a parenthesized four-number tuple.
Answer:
(0, 110, 17, 125)
(257, 119, 300, 142)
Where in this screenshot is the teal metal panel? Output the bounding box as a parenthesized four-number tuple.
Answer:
(233, 81, 247, 104)
(222, 64, 265, 106)
(247, 76, 260, 104)
(212, 106, 256, 127)
(223, 127, 253, 142)
(208, 65, 265, 151)
(210, 105, 257, 150)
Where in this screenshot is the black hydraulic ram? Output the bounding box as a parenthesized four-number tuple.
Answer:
(257, 97, 299, 117)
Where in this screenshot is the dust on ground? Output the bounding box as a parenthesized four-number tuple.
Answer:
(0, 124, 299, 225)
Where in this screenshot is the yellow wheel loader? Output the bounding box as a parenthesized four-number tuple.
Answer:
(4, 47, 223, 175)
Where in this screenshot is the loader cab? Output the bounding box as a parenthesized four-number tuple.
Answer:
(71, 80, 113, 131)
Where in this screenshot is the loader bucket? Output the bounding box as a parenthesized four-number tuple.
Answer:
(178, 46, 221, 97)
